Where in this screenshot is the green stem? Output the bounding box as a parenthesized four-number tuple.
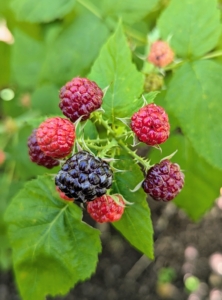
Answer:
(97, 117, 151, 170)
(77, 0, 102, 19)
(202, 50, 222, 60)
(164, 60, 184, 71)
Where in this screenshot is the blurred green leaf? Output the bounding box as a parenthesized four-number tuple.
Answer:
(42, 11, 109, 85)
(0, 171, 25, 270)
(158, 0, 221, 58)
(165, 60, 222, 170)
(5, 175, 101, 300)
(149, 134, 222, 220)
(100, 0, 159, 24)
(0, 42, 11, 86)
(112, 154, 154, 259)
(89, 23, 144, 123)
(10, 0, 76, 23)
(11, 28, 44, 89)
(31, 84, 60, 115)
(11, 12, 109, 88)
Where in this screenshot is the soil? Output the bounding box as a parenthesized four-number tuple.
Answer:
(1, 196, 222, 300)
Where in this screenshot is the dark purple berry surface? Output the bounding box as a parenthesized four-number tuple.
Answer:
(142, 159, 184, 201)
(55, 151, 113, 203)
(59, 77, 103, 122)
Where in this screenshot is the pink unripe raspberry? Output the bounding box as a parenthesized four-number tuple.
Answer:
(130, 103, 170, 146)
(59, 77, 103, 122)
(87, 194, 125, 223)
(36, 117, 75, 159)
(142, 159, 185, 201)
(148, 40, 174, 68)
(27, 129, 59, 169)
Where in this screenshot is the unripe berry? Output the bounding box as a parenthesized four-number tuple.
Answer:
(148, 40, 174, 68)
(87, 194, 125, 223)
(144, 73, 164, 92)
(36, 117, 75, 159)
(27, 129, 59, 169)
(131, 103, 170, 146)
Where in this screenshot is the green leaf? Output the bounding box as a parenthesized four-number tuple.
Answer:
(5, 175, 101, 300)
(149, 134, 222, 221)
(111, 154, 154, 259)
(12, 13, 109, 88)
(89, 23, 144, 123)
(157, 0, 221, 58)
(165, 60, 222, 170)
(0, 42, 10, 86)
(42, 12, 109, 85)
(100, 0, 159, 24)
(10, 0, 76, 23)
(0, 174, 24, 270)
(31, 84, 61, 115)
(82, 120, 98, 139)
(11, 28, 44, 89)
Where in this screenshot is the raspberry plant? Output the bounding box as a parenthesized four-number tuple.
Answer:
(1, 0, 222, 299)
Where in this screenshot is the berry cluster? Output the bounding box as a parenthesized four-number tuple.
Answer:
(27, 77, 125, 223)
(27, 73, 184, 223)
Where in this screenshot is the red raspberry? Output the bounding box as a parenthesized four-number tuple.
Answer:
(148, 40, 174, 68)
(142, 159, 185, 201)
(36, 117, 75, 159)
(27, 129, 59, 169)
(87, 194, 125, 223)
(130, 103, 170, 146)
(59, 77, 103, 122)
(56, 186, 74, 201)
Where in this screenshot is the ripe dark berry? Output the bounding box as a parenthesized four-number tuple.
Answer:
(36, 117, 75, 159)
(56, 186, 74, 202)
(142, 159, 185, 201)
(130, 103, 170, 146)
(148, 40, 174, 68)
(87, 194, 125, 223)
(27, 129, 59, 169)
(55, 151, 113, 203)
(59, 77, 103, 122)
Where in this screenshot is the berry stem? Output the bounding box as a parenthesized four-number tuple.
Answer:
(118, 140, 151, 171)
(97, 117, 151, 170)
(202, 50, 222, 60)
